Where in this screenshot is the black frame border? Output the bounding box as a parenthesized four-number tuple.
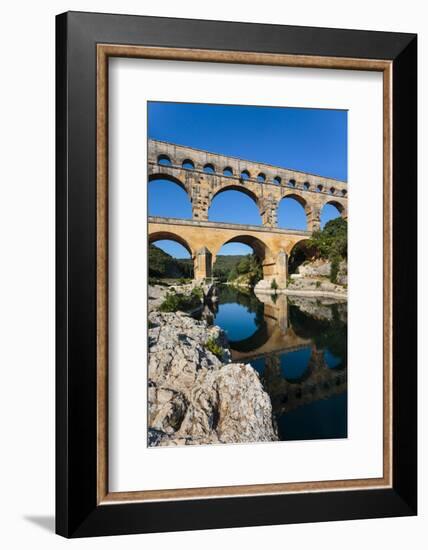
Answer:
(56, 11, 417, 538)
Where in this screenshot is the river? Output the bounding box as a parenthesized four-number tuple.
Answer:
(203, 285, 347, 442)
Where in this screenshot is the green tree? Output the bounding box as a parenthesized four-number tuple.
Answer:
(288, 218, 347, 280)
(309, 218, 347, 260)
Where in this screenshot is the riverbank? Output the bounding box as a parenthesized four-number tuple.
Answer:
(284, 288, 347, 300)
(255, 287, 347, 300)
(254, 279, 347, 300)
(148, 308, 278, 446)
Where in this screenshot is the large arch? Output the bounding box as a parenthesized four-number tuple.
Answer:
(322, 199, 346, 215)
(216, 234, 269, 262)
(148, 174, 192, 219)
(288, 238, 312, 275)
(211, 184, 260, 208)
(208, 186, 262, 225)
(148, 172, 189, 195)
(148, 230, 194, 258)
(277, 193, 309, 231)
(213, 233, 275, 285)
(320, 199, 347, 228)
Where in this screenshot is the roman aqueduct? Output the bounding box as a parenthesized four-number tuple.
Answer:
(148, 139, 348, 286)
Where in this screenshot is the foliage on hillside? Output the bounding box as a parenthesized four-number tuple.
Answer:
(290, 301, 347, 363)
(289, 218, 347, 278)
(309, 217, 347, 260)
(226, 254, 263, 286)
(148, 244, 193, 279)
(212, 255, 246, 281)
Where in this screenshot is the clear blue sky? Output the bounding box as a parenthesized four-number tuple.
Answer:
(148, 102, 347, 258)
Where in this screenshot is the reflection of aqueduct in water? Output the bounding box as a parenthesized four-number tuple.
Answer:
(148, 139, 348, 286)
(223, 293, 347, 416)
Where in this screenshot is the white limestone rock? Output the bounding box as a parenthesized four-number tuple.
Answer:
(147, 311, 278, 446)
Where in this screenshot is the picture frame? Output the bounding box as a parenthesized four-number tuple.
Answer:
(56, 11, 417, 538)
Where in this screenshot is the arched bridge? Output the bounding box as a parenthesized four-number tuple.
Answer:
(149, 216, 309, 282)
(148, 140, 348, 285)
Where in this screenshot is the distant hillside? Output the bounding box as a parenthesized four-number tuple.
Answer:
(213, 255, 247, 281)
(149, 244, 193, 278)
(214, 254, 262, 284)
(149, 246, 260, 281)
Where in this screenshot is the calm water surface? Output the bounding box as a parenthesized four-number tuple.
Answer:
(208, 286, 347, 441)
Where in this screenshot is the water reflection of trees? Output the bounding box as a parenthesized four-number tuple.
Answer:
(215, 286, 268, 352)
(218, 285, 262, 311)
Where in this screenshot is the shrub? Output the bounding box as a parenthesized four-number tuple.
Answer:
(330, 254, 341, 284)
(191, 286, 204, 300)
(226, 254, 262, 285)
(316, 280, 321, 288)
(159, 292, 200, 313)
(309, 218, 347, 260)
(205, 337, 223, 359)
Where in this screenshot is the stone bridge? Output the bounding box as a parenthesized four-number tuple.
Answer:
(149, 217, 310, 283)
(148, 139, 348, 228)
(148, 139, 348, 286)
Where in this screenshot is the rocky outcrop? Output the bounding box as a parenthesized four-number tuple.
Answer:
(148, 284, 169, 312)
(297, 258, 331, 278)
(295, 258, 347, 286)
(286, 258, 347, 297)
(148, 282, 216, 312)
(336, 260, 347, 286)
(148, 311, 278, 446)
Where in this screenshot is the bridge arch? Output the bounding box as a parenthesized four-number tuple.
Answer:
(148, 173, 193, 219)
(288, 238, 311, 274)
(157, 154, 172, 166)
(216, 234, 270, 261)
(148, 230, 194, 258)
(203, 163, 215, 174)
(321, 198, 347, 220)
(148, 172, 189, 195)
(211, 184, 260, 208)
(214, 233, 277, 284)
(320, 200, 347, 228)
(182, 159, 194, 170)
(277, 193, 309, 231)
(208, 185, 262, 226)
(322, 199, 346, 214)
